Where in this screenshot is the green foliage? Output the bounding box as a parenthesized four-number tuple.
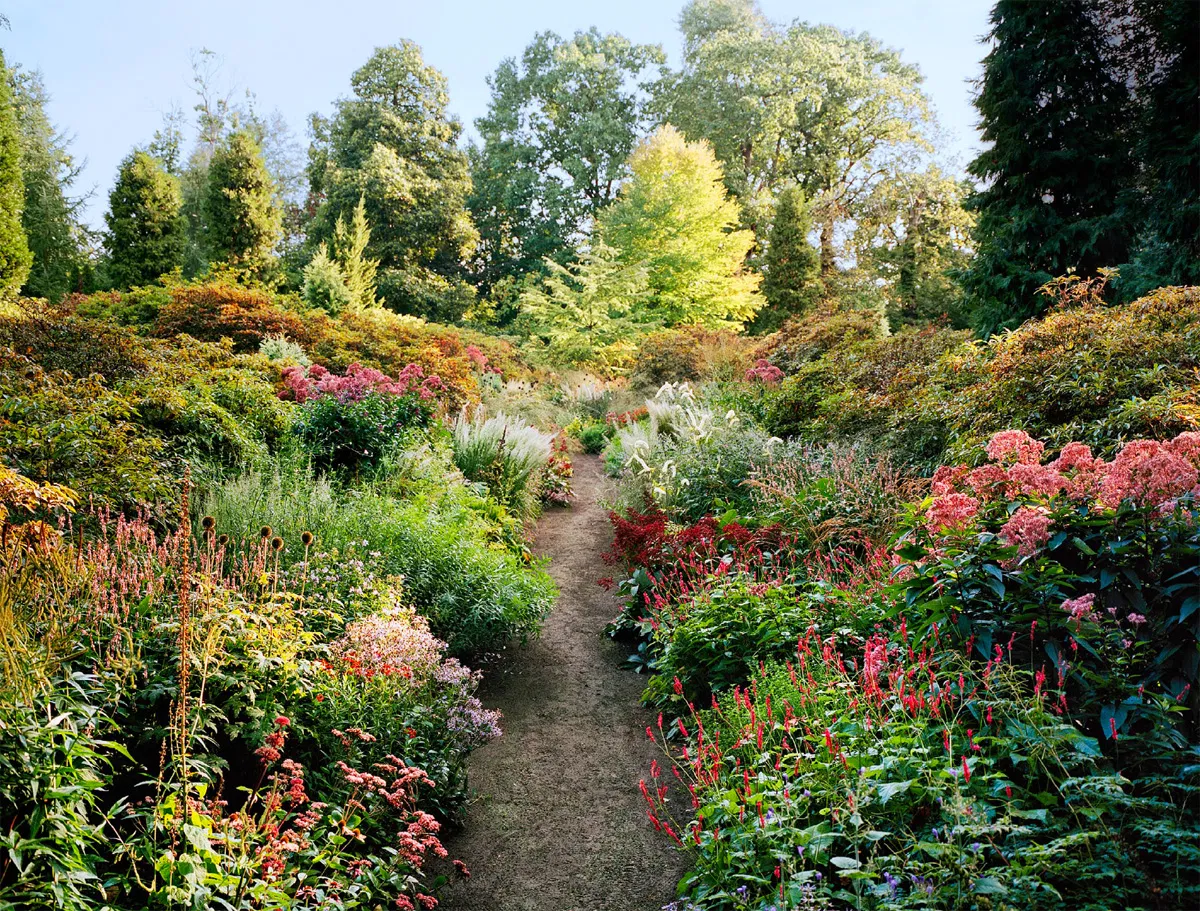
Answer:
(294, 394, 430, 473)
(308, 42, 477, 321)
(518, 240, 652, 370)
(962, 0, 1133, 334)
(599, 125, 761, 329)
(302, 241, 353, 314)
(579, 422, 610, 455)
(763, 283, 1200, 468)
(104, 150, 185, 289)
(332, 194, 379, 310)
(468, 28, 666, 293)
(656, 6, 934, 268)
(203, 129, 282, 277)
(853, 167, 974, 330)
(757, 186, 819, 330)
(0, 50, 32, 298)
(10, 68, 85, 302)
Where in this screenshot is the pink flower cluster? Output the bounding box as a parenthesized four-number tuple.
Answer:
(924, 430, 1200, 548)
(331, 606, 447, 684)
(463, 344, 499, 374)
(745, 358, 785, 385)
(280, 362, 445, 404)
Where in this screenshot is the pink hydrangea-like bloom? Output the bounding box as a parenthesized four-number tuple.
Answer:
(931, 464, 970, 496)
(745, 358, 784, 385)
(1000, 506, 1052, 558)
(1168, 431, 1200, 467)
(332, 606, 447, 683)
(1127, 612, 1147, 626)
(1061, 593, 1097, 624)
(966, 463, 1008, 500)
(1100, 439, 1198, 509)
(986, 429, 1045, 465)
(1007, 462, 1067, 498)
(1051, 442, 1097, 473)
(925, 492, 980, 533)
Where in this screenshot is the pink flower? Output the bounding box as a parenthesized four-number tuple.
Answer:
(931, 465, 970, 496)
(1061, 593, 1096, 624)
(1000, 506, 1052, 558)
(925, 493, 980, 532)
(965, 464, 1008, 500)
(1100, 439, 1198, 509)
(986, 430, 1045, 465)
(1051, 442, 1098, 473)
(745, 358, 784, 385)
(1168, 431, 1200, 467)
(1127, 613, 1146, 626)
(1007, 462, 1066, 498)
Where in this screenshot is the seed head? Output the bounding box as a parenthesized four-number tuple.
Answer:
(271, 536, 284, 552)
(301, 531, 314, 547)
(260, 525, 272, 539)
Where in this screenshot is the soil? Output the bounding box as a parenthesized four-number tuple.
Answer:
(437, 455, 688, 911)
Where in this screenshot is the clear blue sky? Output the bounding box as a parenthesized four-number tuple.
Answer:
(6, 0, 993, 230)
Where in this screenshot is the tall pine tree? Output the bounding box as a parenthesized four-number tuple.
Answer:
(963, 1, 1133, 334)
(0, 50, 32, 299)
(104, 151, 185, 288)
(758, 186, 819, 330)
(204, 129, 281, 276)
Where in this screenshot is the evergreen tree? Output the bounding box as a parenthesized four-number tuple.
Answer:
(962, 0, 1133, 334)
(203, 129, 281, 276)
(599, 125, 761, 329)
(308, 42, 477, 322)
(0, 50, 31, 299)
(11, 68, 86, 301)
(104, 150, 184, 289)
(1110, 0, 1200, 296)
(759, 186, 819, 327)
(331, 195, 378, 310)
(302, 242, 352, 314)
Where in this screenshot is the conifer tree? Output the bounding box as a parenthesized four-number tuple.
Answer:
(962, 0, 1133, 334)
(104, 150, 185, 289)
(204, 129, 281, 275)
(0, 50, 32, 298)
(332, 195, 378, 310)
(760, 187, 819, 325)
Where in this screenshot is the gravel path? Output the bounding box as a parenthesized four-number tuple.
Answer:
(438, 455, 688, 911)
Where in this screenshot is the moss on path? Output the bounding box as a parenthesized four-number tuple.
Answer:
(438, 455, 687, 910)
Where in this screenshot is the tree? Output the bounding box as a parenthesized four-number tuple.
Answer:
(1102, 0, 1200, 296)
(519, 240, 652, 367)
(598, 125, 761, 328)
(853, 168, 974, 329)
(10, 67, 86, 301)
(656, 3, 934, 274)
(0, 49, 31, 298)
(203, 129, 281, 276)
(331, 195, 378, 310)
(104, 151, 184, 289)
(308, 42, 477, 321)
(962, 1, 1134, 334)
(469, 29, 666, 294)
(759, 186, 819, 327)
(302, 242, 352, 314)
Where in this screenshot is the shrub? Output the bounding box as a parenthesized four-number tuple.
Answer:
(259, 333, 311, 366)
(758, 302, 885, 374)
(630, 327, 756, 388)
(894, 428, 1200, 746)
(579, 422, 610, 454)
(153, 280, 309, 353)
(285, 363, 444, 471)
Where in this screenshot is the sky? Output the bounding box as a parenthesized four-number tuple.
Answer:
(6, 0, 993, 230)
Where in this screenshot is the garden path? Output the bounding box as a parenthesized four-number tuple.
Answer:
(438, 455, 687, 910)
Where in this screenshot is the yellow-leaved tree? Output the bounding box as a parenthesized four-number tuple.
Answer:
(600, 125, 761, 329)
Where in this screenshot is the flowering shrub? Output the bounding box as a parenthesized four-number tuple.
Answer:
(644, 626, 1200, 909)
(744, 358, 784, 385)
(896, 429, 1200, 743)
(284, 363, 445, 470)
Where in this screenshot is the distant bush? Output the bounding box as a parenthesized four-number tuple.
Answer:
(630, 326, 755, 388)
(765, 285, 1200, 467)
(153, 281, 309, 352)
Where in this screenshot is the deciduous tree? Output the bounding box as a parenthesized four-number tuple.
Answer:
(0, 50, 31, 298)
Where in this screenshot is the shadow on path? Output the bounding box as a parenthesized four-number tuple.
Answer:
(438, 455, 688, 911)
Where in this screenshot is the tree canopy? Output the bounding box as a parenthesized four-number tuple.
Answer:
(104, 150, 185, 289)
(469, 29, 666, 295)
(0, 50, 32, 299)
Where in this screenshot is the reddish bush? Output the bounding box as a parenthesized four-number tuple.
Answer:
(153, 282, 309, 353)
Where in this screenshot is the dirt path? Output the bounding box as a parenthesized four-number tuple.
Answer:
(438, 455, 688, 911)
